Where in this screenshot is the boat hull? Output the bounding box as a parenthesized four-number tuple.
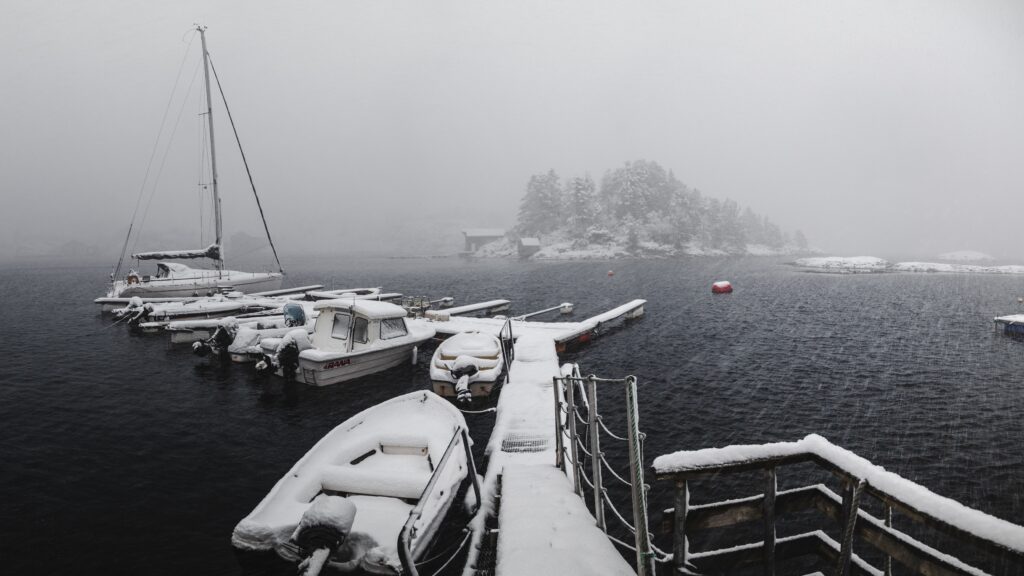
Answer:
(231, 391, 470, 571)
(297, 342, 423, 386)
(431, 377, 501, 398)
(112, 272, 283, 299)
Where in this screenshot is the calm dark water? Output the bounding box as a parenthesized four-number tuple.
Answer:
(2, 256, 1023, 574)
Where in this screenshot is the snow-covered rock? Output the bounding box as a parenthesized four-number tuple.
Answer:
(795, 256, 890, 272)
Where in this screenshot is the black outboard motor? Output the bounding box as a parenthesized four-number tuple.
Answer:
(277, 340, 301, 380)
(192, 323, 235, 358)
(293, 496, 357, 576)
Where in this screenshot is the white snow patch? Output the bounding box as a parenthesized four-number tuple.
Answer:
(938, 250, 994, 262)
(795, 256, 890, 271)
(496, 465, 634, 576)
(796, 255, 1024, 275)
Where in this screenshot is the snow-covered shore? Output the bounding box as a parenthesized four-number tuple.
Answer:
(475, 236, 809, 260)
(795, 256, 1024, 275)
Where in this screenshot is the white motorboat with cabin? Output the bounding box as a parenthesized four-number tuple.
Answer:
(429, 329, 511, 403)
(103, 26, 283, 300)
(258, 299, 435, 386)
(231, 391, 479, 575)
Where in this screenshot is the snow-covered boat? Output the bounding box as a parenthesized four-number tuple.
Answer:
(189, 302, 313, 359)
(429, 329, 511, 403)
(103, 26, 283, 300)
(258, 299, 435, 386)
(231, 391, 479, 575)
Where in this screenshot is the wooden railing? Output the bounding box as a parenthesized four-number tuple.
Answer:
(654, 438, 1024, 576)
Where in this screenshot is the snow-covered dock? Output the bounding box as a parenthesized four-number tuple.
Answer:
(419, 299, 645, 353)
(994, 314, 1024, 336)
(436, 299, 511, 317)
(463, 335, 633, 576)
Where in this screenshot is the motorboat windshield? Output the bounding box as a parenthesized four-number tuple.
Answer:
(283, 302, 306, 327)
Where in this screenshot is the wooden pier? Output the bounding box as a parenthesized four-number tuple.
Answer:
(463, 335, 634, 576)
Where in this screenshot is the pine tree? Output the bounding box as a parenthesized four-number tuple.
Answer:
(565, 175, 597, 237)
(516, 170, 563, 234)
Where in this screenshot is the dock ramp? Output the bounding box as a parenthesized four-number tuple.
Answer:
(463, 335, 634, 576)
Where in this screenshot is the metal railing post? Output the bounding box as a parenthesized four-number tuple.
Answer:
(587, 375, 606, 531)
(763, 467, 777, 576)
(565, 373, 581, 496)
(625, 376, 655, 576)
(673, 479, 688, 573)
(552, 375, 564, 471)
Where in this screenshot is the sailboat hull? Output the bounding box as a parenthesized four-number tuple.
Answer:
(111, 271, 283, 298)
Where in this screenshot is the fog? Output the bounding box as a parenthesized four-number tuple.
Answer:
(2, 0, 1023, 263)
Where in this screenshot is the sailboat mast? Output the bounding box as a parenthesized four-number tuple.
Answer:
(197, 25, 223, 268)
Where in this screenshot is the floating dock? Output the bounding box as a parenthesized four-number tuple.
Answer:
(421, 299, 645, 353)
(463, 335, 634, 576)
(994, 314, 1024, 336)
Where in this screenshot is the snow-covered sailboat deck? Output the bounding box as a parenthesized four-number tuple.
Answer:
(464, 335, 634, 576)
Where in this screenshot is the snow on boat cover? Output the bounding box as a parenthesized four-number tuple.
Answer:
(232, 391, 471, 572)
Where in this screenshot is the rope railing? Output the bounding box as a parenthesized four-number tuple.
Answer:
(552, 368, 656, 576)
(600, 452, 635, 487)
(597, 414, 630, 442)
(601, 488, 638, 535)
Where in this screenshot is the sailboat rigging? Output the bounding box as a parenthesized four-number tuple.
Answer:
(105, 25, 284, 299)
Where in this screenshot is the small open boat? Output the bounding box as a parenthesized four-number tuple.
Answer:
(429, 329, 511, 403)
(231, 391, 479, 575)
(259, 299, 435, 386)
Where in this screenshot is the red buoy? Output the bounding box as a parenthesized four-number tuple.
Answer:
(607, 270, 615, 277)
(712, 280, 733, 294)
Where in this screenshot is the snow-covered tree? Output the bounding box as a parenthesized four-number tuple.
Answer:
(516, 170, 563, 234)
(565, 175, 597, 237)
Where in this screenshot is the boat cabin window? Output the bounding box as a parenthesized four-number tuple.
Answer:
(380, 318, 408, 340)
(156, 263, 170, 278)
(331, 313, 351, 339)
(352, 317, 369, 344)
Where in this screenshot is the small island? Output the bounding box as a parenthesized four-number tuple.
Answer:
(472, 160, 810, 259)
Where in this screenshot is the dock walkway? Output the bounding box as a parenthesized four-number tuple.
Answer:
(463, 335, 634, 576)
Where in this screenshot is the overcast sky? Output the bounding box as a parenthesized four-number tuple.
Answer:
(2, 0, 1023, 261)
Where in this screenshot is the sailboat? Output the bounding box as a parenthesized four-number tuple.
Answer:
(105, 26, 284, 299)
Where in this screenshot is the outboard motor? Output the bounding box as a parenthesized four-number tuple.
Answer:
(451, 355, 480, 404)
(192, 318, 238, 358)
(128, 302, 155, 325)
(255, 329, 310, 380)
(293, 495, 357, 576)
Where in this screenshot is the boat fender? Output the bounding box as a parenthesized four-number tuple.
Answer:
(411, 345, 418, 365)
